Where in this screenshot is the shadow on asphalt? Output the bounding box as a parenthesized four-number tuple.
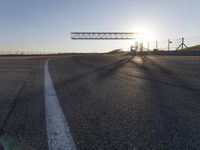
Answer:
(130, 56, 200, 92)
(55, 56, 134, 90)
(128, 56, 200, 149)
(53, 55, 200, 149)
(55, 55, 200, 93)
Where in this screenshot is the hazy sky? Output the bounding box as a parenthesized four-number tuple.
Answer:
(0, 0, 200, 53)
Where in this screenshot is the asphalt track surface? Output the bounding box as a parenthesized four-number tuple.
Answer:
(0, 55, 199, 149)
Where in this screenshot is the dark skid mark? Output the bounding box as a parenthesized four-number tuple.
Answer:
(0, 71, 31, 135)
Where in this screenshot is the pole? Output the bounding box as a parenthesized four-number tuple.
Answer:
(156, 41, 158, 49)
(181, 37, 184, 50)
(168, 39, 171, 51)
(140, 42, 143, 55)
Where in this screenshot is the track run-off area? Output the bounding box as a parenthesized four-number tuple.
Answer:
(0, 54, 199, 149)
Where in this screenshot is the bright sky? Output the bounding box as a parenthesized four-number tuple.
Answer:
(0, 0, 200, 53)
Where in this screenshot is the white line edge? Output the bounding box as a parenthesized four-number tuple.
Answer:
(44, 60, 76, 150)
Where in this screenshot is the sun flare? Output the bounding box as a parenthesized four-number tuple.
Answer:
(134, 27, 155, 42)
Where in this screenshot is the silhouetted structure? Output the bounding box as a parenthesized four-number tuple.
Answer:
(71, 32, 140, 40)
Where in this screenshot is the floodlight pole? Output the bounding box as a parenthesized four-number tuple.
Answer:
(176, 37, 190, 50)
(168, 39, 172, 51)
(156, 41, 158, 49)
(182, 38, 184, 50)
(147, 41, 150, 55)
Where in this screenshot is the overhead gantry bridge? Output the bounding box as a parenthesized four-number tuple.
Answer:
(71, 32, 140, 40)
(70, 32, 144, 54)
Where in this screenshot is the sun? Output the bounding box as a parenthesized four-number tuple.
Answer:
(134, 27, 155, 42)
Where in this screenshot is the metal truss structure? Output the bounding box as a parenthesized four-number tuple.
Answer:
(71, 32, 140, 40)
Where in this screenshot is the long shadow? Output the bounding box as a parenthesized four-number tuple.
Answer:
(2, 56, 197, 149)
(129, 57, 200, 149)
(96, 57, 134, 80)
(54, 56, 134, 90)
(54, 55, 200, 92)
(139, 56, 200, 92)
(50, 56, 200, 149)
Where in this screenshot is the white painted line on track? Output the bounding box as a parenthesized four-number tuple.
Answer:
(44, 60, 76, 150)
